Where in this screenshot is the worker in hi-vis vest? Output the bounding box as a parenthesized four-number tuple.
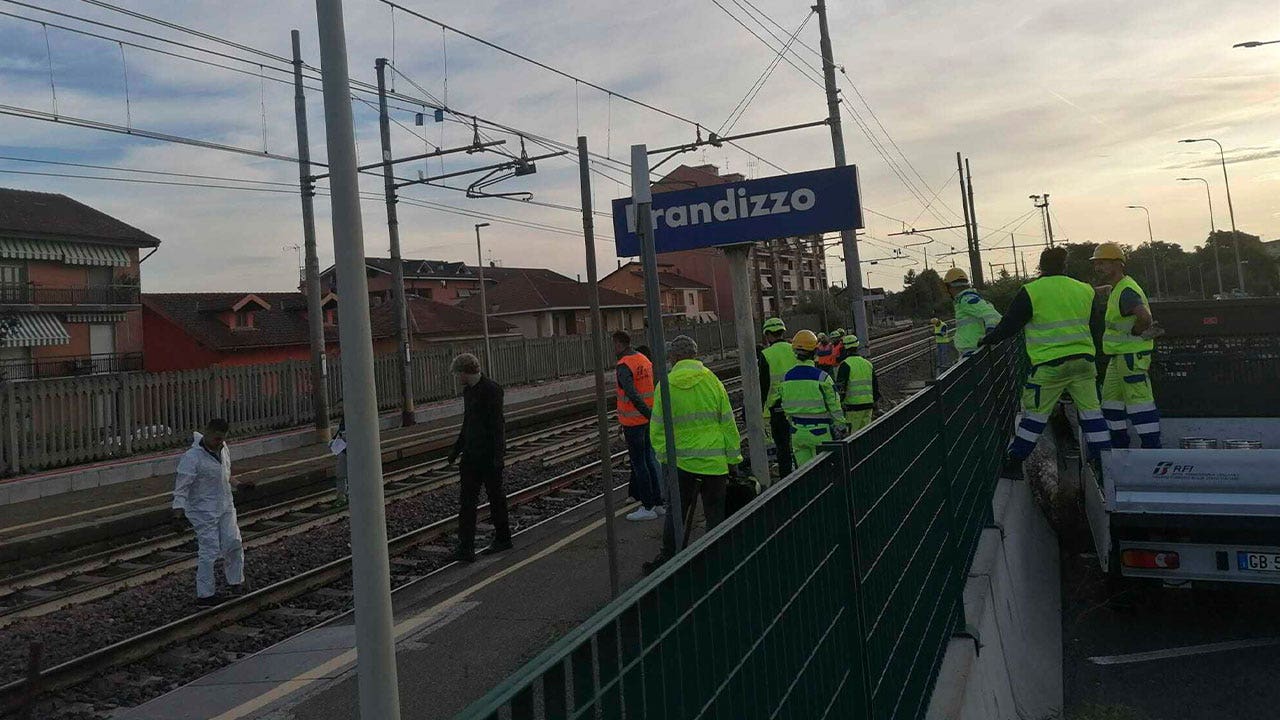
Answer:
(943, 268, 1001, 358)
(758, 317, 797, 478)
(834, 333, 879, 433)
(1090, 242, 1163, 449)
(978, 247, 1111, 479)
(777, 330, 847, 467)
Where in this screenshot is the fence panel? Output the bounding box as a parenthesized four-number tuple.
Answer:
(460, 450, 868, 720)
(455, 341, 1024, 720)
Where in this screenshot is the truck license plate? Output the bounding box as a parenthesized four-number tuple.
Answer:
(1238, 552, 1280, 572)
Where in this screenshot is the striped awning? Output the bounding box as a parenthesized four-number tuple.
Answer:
(66, 312, 126, 323)
(0, 239, 130, 267)
(1, 313, 70, 348)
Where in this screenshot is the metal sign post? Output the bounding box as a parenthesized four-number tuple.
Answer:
(577, 136, 621, 595)
(632, 144, 686, 554)
(313, 1, 401, 717)
(723, 245, 770, 487)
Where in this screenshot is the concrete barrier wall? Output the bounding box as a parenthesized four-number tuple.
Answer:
(926, 478, 1063, 720)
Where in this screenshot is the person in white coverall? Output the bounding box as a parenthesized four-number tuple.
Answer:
(171, 418, 246, 605)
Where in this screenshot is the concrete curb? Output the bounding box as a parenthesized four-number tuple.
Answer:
(925, 477, 1063, 720)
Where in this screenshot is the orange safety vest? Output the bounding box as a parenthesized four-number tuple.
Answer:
(816, 342, 838, 368)
(616, 352, 655, 426)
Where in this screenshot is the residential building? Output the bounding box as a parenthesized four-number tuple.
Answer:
(0, 188, 159, 381)
(142, 291, 515, 371)
(458, 266, 645, 337)
(638, 164, 829, 320)
(600, 261, 715, 323)
(316, 258, 483, 304)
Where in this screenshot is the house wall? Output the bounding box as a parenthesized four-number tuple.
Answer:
(142, 307, 225, 371)
(366, 275, 482, 304)
(599, 268, 645, 297)
(656, 248, 732, 316)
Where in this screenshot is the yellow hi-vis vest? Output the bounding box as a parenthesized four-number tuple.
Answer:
(839, 355, 875, 408)
(650, 359, 743, 475)
(761, 340, 798, 411)
(953, 289, 1001, 353)
(1102, 275, 1154, 356)
(1022, 275, 1096, 365)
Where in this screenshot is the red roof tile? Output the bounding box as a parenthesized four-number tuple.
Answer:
(0, 187, 161, 247)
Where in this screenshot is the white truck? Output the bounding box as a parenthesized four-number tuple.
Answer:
(1073, 297, 1280, 585)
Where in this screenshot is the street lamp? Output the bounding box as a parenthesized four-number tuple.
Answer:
(474, 222, 493, 369)
(1179, 138, 1245, 293)
(1126, 205, 1161, 298)
(1234, 40, 1280, 48)
(1176, 177, 1223, 295)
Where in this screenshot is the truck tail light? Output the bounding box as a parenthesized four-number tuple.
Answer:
(1121, 549, 1181, 570)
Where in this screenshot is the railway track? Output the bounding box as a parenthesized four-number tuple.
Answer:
(0, 325, 934, 715)
(0, 327, 932, 628)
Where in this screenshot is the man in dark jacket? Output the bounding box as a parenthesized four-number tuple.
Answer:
(447, 353, 510, 561)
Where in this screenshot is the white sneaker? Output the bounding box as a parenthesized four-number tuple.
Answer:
(626, 507, 659, 521)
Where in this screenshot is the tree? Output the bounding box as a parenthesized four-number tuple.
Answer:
(1198, 230, 1278, 297)
(883, 268, 950, 319)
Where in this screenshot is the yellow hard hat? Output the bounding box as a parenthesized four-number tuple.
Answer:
(1090, 242, 1125, 262)
(792, 329, 819, 352)
(942, 267, 969, 285)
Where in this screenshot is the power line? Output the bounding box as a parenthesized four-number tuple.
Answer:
(369, 0, 788, 174)
(718, 11, 814, 136)
(0, 155, 297, 186)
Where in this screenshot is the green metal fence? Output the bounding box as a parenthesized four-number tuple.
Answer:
(454, 341, 1022, 720)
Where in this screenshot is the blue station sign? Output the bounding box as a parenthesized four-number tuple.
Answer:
(612, 165, 862, 256)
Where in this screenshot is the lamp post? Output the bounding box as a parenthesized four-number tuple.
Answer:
(1126, 205, 1161, 298)
(1179, 138, 1244, 293)
(1234, 39, 1280, 48)
(474, 222, 493, 369)
(1176, 177, 1223, 295)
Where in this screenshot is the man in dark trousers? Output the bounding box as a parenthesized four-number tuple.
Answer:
(447, 352, 510, 562)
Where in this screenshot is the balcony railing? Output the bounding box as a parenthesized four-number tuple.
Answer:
(0, 352, 143, 381)
(0, 283, 141, 306)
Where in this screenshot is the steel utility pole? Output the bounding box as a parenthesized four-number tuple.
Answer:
(814, 0, 868, 346)
(375, 57, 416, 426)
(964, 157, 984, 286)
(631, 145, 685, 554)
(290, 30, 330, 442)
(957, 153, 977, 284)
(474, 223, 493, 370)
(1009, 233, 1020, 278)
(313, 2, 400, 717)
(576, 137, 621, 597)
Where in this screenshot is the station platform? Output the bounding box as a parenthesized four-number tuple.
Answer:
(118, 488, 663, 720)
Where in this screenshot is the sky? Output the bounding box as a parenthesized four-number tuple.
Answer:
(0, 0, 1277, 293)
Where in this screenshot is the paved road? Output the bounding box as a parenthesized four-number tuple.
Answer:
(1062, 536, 1280, 719)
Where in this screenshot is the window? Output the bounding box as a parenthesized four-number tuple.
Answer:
(233, 310, 256, 329)
(0, 264, 22, 285)
(87, 267, 113, 287)
(324, 308, 338, 326)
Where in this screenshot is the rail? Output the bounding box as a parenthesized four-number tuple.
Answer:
(453, 339, 1022, 720)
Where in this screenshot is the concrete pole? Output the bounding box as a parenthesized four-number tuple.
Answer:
(1215, 142, 1246, 294)
(814, 0, 868, 347)
(632, 144, 685, 553)
(965, 158, 985, 286)
(576, 137, 621, 597)
(1044, 193, 1056, 248)
(375, 58, 416, 425)
(312, 3, 401, 717)
(291, 29, 330, 442)
(474, 223, 493, 369)
(725, 245, 770, 488)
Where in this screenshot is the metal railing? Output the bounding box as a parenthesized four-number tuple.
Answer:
(0, 283, 141, 306)
(0, 352, 143, 381)
(453, 340, 1022, 720)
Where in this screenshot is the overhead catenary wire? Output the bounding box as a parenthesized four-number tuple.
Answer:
(717, 10, 814, 136)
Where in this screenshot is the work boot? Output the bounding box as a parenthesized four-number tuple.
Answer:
(1000, 456, 1025, 481)
(450, 546, 476, 563)
(481, 539, 513, 556)
(227, 581, 250, 597)
(642, 551, 671, 576)
(196, 595, 222, 608)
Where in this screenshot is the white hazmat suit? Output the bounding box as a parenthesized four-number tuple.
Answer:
(173, 433, 244, 599)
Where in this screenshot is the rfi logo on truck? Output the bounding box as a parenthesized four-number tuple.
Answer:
(1153, 461, 1195, 476)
